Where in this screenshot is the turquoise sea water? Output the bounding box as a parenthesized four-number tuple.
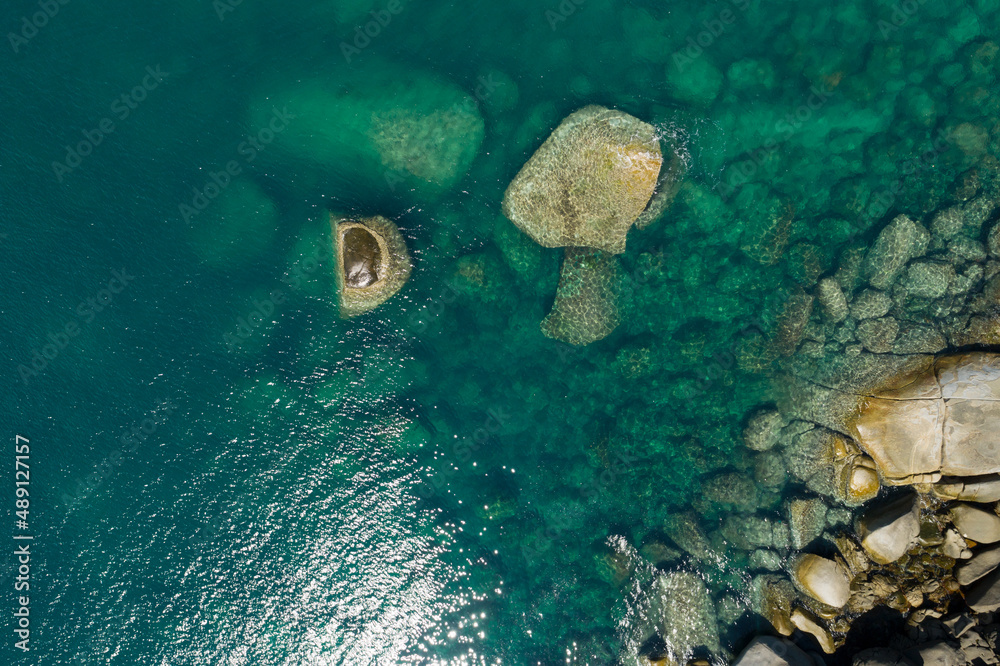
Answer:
(3, 0, 999, 663)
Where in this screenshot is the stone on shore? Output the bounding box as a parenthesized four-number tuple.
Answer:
(916, 642, 965, 666)
(502, 105, 664, 254)
(965, 567, 1000, 612)
(931, 475, 1000, 503)
(949, 503, 1000, 544)
(855, 493, 920, 564)
(731, 636, 814, 666)
(849, 353, 1000, 485)
(790, 607, 835, 653)
(956, 544, 1000, 586)
(790, 553, 851, 608)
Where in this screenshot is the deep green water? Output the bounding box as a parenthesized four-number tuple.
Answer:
(3, 0, 998, 663)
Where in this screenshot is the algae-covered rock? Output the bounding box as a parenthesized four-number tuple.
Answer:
(540, 248, 621, 346)
(740, 194, 794, 266)
(331, 214, 411, 317)
(502, 105, 665, 254)
(248, 61, 484, 200)
(862, 214, 929, 289)
(817, 277, 849, 323)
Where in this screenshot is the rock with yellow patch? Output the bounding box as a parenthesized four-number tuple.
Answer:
(541, 248, 621, 346)
(790, 553, 851, 608)
(331, 214, 412, 318)
(502, 105, 664, 254)
(849, 352, 1000, 485)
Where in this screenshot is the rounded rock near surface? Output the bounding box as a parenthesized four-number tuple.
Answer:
(790, 553, 851, 608)
(502, 105, 666, 254)
(744, 409, 785, 451)
(844, 457, 881, 504)
(540, 248, 621, 346)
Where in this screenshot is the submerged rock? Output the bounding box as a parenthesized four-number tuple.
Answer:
(331, 214, 411, 317)
(502, 105, 666, 254)
(652, 571, 720, 660)
(817, 277, 849, 323)
(540, 248, 621, 346)
(248, 62, 484, 199)
(788, 498, 828, 550)
(744, 409, 785, 451)
(862, 214, 929, 290)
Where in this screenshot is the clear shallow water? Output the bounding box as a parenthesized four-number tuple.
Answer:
(2, 0, 998, 663)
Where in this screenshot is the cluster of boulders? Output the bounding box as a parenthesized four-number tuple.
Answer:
(749, 487, 1000, 655)
(729, 176, 1000, 658)
(502, 105, 683, 345)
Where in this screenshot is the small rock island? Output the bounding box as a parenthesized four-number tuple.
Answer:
(331, 213, 411, 318)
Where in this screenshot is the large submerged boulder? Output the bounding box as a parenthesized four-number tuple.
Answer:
(502, 105, 667, 254)
(652, 571, 721, 661)
(248, 61, 484, 200)
(331, 214, 411, 317)
(540, 248, 622, 346)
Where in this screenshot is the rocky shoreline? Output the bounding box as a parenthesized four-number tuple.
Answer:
(608, 166, 1000, 665)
